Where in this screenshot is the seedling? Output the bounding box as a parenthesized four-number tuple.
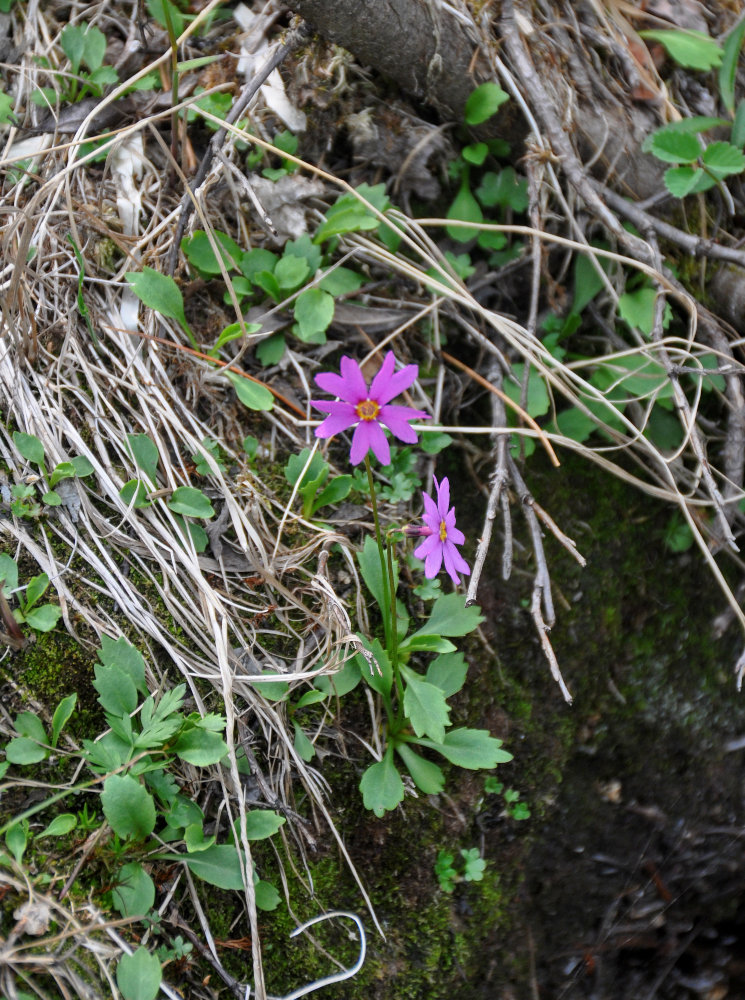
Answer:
(11, 430, 95, 509)
(435, 847, 487, 893)
(0, 556, 62, 638)
(484, 777, 531, 821)
(284, 447, 353, 520)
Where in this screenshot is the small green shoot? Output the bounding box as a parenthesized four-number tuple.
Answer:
(435, 847, 487, 892)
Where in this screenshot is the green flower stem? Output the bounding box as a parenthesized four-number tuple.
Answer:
(386, 538, 406, 719)
(365, 455, 391, 650)
(364, 456, 404, 716)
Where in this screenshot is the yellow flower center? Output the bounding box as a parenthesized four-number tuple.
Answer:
(355, 399, 380, 421)
(439, 520, 448, 542)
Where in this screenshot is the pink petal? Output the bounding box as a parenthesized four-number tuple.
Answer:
(314, 402, 358, 438)
(421, 491, 440, 527)
(339, 355, 369, 402)
(414, 533, 440, 560)
(443, 542, 470, 583)
(315, 370, 353, 400)
(447, 524, 465, 546)
(350, 420, 391, 466)
(370, 352, 420, 405)
(378, 404, 428, 443)
(424, 542, 445, 579)
(436, 477, 450, 517)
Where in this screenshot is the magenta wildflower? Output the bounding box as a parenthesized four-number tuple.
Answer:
(313, 351, 429, 466)
(412, 476, 470, 585)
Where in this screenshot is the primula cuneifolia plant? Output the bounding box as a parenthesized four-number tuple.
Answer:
(312, 352, 510, 816)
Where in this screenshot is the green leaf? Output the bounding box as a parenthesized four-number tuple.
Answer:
(401, 666, 451, 743)
(426, 651, 468, 698)
(49, 462, 75, 488)
(37, 813, 77, 838)
(116, 947, 162, 1000)
(126, 268, 195, 347)
(42, 490, 62, 507)
(241, 247, 278, 280)
(181, 230, 243, 275)
(313, 474, 353, 512)
(644, 127, 702, 164)
(211, 321, 260, 356)
(702, 140, 745, 178)
(5, 737, 47, 765)
(23, 573, 49, 611)
(285, 448, 327, 488)
(461, 847, 486, 882)
(256, 333, 286, 366)
(173, 728, 227, 766)
(243, 811, 286, 840)
(357, 535, 398, 612)
(14, 711, 47, 743)
(294, 288, 334, 342)
(102, 775, 157, 840)
(98, 635, 147, 694)
(293, 722, 315, 761)
(66, 452, 95, 476)
(24, 605, 61, 632)
(0, 555, 18, 592)
(462, 142, 488, 165)
(275, 254, 309, 291)
(360, 748, 405, 817)
(13, 431, 45, 466)
(126, 433, 159, 487)
(446, 175, 483, 243)
(419, 432, 453, 455)
(182, 844, 246, 890)
(503, 363, 550, 418)
(226, 371, 274, 411)
(640, 29, 723, 70)
(314, 658, 361, 698)
(572, 251, 609, 316)
(6, 823, 27, 863)
(147, 0, 186, 37)
(398, 634, 456, 655)
(464, 81, 509, 125)
(314, 195, 380, 243)
(0, 89, 16, 126)
(93, 663, 138, 716)
(167, 486, 215, 519)
(396, 743, 445, 794)
(51, 693, 77, 748)
(412, 593, 484, 640)
(60, 23, 85, 73)
(617, 286, 667, 336)
(318, 267, 364, 295)
(720, 17, 745, 113)
(79, 24, 107, 71)
(475, 167, 528, 210)
(255, 879, 281, 910)
(112, 862, 156, 918)
(184, 822, 215, 852)
(664, 165, 713, 197)
(733, 99, 745, 149)
(355, 637, 393, 697)
(420, 728, 513, 769)
(165, 795, 204, 831)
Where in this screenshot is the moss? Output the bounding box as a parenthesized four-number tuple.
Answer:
(4, 630, 101, 739)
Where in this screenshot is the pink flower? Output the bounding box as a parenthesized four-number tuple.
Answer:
(413, 476, 470, 585)
(313, 351, 429, 466)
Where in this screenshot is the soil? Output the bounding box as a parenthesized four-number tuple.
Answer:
(468, 453, 745, 1000)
